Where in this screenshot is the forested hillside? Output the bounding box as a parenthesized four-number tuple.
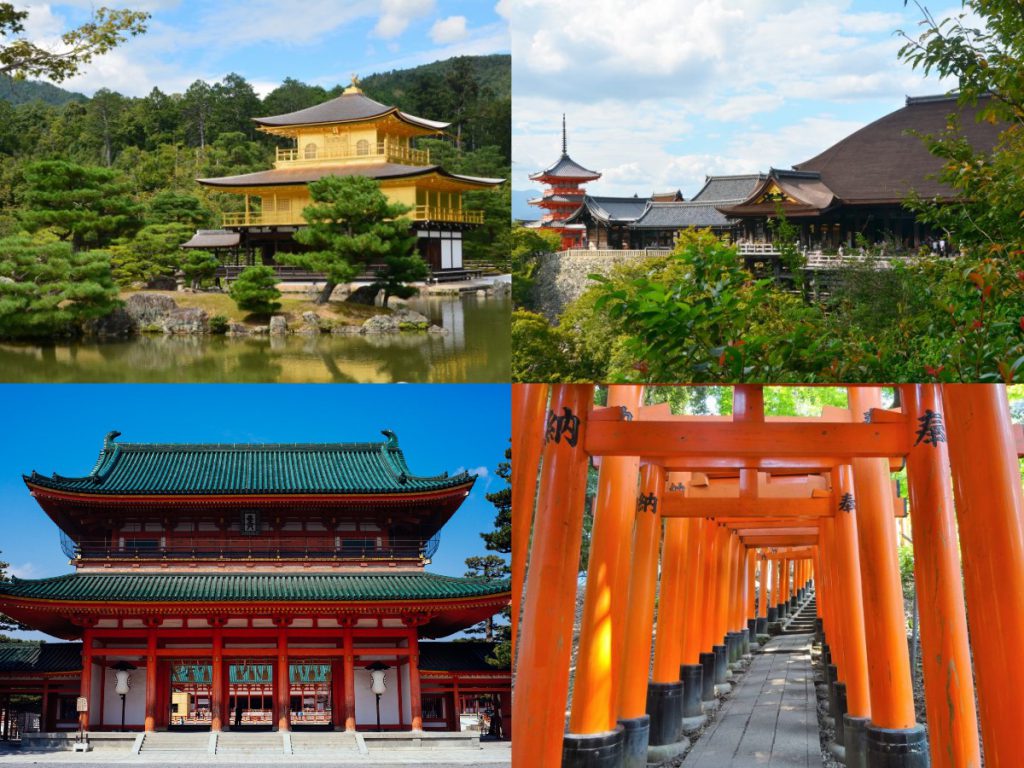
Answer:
(0, 53, 510, 248)
(0, 75, 86, 106)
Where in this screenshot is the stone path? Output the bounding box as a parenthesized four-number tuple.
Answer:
(683, 633, 822, 767)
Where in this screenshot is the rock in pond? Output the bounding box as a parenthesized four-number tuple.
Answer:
(361, 314, 400, 334)
(124, 293, 178, 327)
(269, 315, 288, 335)
(162, 307, 208, 334)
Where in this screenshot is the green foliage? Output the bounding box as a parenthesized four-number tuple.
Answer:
(0, 73, 86, 106)
(288, 175, 418, 304)
(768, 204, 806, 287)
(510, 225, 560, 309)
(180, 249, 220, 290)
(110, 222, 191, 285)
(482, 446, 511, 554)
(0, 4, 149, 82)
(0, 550, 22, 636)
(207, 314, 229, 334)
(19, 160, 142, 250)
(146, 191, 211, 227)
(228, 265, 280, 315)
(0, 236, 119, 338)
(512, 309, 603, 383)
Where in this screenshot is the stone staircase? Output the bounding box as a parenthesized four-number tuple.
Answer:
(135, 731, 209, 755)
(215, 730, 286, 756)
(783, 589, 818, 635)
(289, 730, 363, 756)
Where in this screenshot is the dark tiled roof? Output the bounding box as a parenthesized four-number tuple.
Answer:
(529, 153, 601, 181)
(566, 195, 650, 224)
(690, 174, 767, 204)
(0, 642, 81, 673)
(25, 431, 473, 496)
(181, 230, 240, 249)
(198, 163, 502, 189)
(0, 573, 510, 602)
(650, 190, 684, 202)
(418, 641, 509, 671)
(631, 201, 732, 229)
(254, 90, 448, 132)
(528, 193, 584, 205)
(794, 94, 1003, 202)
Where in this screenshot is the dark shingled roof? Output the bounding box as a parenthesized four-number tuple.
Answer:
(25, 430, 473, 496)
(0, 642, 81, 673)
(793, 94, 1003, 202)
(690, 174, 767, 204)
(565, 195, 650, 224)
(0, 572, 511, 603)
(529, 153, 601, 181)
(181, 230, 240, 249)
(254, 90, 448, 132)
(418, 641, 509, 672)
(631, 201, 732, 229)
(198, 163, 503, 189)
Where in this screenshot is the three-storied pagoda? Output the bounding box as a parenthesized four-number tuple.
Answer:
(527, 115, 601, 249)
(0, 431, 510, 736)
(190, 80, 503, 275)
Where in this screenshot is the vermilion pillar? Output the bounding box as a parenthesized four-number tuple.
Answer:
(698, 521, 721, 653)
(407, 631, 423, 731)
(833, 465, 870, 720)
(943, 384, 1024, 768)
(211, 627, 224, 732)
(901, 385, 980, 768)
(619, 464, 665, 718)
(276, 623, 290, 732)
(80, 628, 92, 732)
(652, 514, 688, 682)
(510, 384, 547, 665)
(343, 629, 356, 731)
(848, 387, 925, 764)
(515, 385, 593, 768)
(568, 385, 642, 737)
(680, 518, 707, 665)
(145, 628, 157, 732)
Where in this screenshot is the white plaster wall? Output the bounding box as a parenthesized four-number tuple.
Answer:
(100, 668, 146, 727)
(354, 668, 401, 726)
(400, 663, 411, 724)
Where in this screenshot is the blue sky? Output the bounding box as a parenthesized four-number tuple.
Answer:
(0, 384, 509, 641)
(511, 0, 971, 204)
(18, 0, 509, 97)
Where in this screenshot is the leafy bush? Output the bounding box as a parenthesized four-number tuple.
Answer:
(208, 314, 229, 334)
(180, 249, 220, 290)
(228, 266, 281, 315)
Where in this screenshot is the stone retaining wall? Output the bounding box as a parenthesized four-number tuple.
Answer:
(532, 249, 662, 321)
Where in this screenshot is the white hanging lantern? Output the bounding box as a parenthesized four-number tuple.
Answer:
(366, 661, 388, 694)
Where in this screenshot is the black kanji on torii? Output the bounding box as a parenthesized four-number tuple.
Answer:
(637, 493, 658, 514)
(914, 409, 947, 447)
(545, 407, 580, 447)
(839, 493, 856, 512)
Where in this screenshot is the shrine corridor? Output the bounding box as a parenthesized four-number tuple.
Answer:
(684, 631, 820, 768)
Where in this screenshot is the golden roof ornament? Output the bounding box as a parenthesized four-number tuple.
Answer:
(344, 74, 362, 94)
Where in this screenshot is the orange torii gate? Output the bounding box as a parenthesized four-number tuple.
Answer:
(512, 384, 1024, 768)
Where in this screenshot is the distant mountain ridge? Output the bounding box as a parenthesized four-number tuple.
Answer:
(513, 189, 539, 221)
(0, 75, 86, 106)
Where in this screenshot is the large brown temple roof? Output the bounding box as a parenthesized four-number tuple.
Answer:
(253, 89, 449, 131)
(793, 94, 1003, 203)
(198, 163, 503, 189)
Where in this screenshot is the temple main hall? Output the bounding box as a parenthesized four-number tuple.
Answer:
(0, 431, 511, 739)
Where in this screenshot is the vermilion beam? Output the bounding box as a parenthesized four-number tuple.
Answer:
(660, 496, 832, 518)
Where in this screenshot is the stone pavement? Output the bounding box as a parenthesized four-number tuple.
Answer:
(0, 740, 511, 768)
(683, 633, 822, 767)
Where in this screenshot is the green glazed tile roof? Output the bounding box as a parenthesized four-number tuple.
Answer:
(0, 572, 510, 603)
(25, 430, 473, 496)
(0, 642, 81, 673)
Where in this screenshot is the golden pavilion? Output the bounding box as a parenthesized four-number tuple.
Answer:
(192, 80, 503, 275)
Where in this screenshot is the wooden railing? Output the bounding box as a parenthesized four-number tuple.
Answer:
(223, 206, 484, 227)
(555, 248, 667, 259)
(275, 141, 430, 167)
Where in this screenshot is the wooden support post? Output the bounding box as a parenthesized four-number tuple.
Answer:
(652, 509, 689, 682)
(847, 387, 923, 760)
(680, 518, 707, 665)
(514, 385, 594, 767)
(699, 521, 721, 653)
(901, 384, 980, 768)
(832, 465, 871, 719)
(145, 629, 157, 732)
(41, 681, 49, 733)
(211, 627, 224, 733)
(343, 629, 356, 732)
(746, 548, 756, 623)
(277, 624, 290, 732)
(80, 629, 92, 732)
(619, 463, 664, 717)
(713, 526, 733, 644)
(943, 383, 1024, 768)
(569, 385, 642, 735)
(510, 384, 548, 666)
(408, 631, 422, 731)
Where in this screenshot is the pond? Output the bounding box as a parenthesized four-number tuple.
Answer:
(0, 293, 509, 383)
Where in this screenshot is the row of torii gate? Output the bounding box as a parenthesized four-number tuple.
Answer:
(510, 384, 1024, 768)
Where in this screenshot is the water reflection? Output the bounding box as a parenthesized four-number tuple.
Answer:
(0, 294, 509, 383)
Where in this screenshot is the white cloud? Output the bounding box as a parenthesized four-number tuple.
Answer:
(430, 15, 468, 44)
(373, 0, 435, 39)
(8, 562, 38, 579)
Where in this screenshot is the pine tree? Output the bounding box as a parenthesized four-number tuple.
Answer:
(0, 550, 22, 638)
(180, 250, 219, 290)
(229, 265, 281, 315)
(285, 175, 419, 304)
(462, 555, 511, 642)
